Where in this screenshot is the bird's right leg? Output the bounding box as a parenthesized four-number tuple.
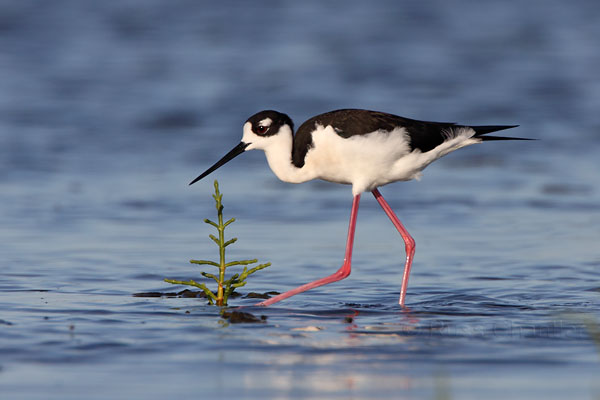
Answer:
(371, 188, 415, 307)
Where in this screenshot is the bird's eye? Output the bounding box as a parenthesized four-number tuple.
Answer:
(256, 125, 268, 134)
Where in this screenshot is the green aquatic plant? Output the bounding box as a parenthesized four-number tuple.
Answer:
(165, 180, 270, 306)
(582, 316, 600, 356)
(563, 312, 600, 358)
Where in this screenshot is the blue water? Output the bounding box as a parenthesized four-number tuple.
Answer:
(1, 1, 600, 399)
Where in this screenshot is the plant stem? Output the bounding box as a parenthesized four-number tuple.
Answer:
(214, 181, 226, 306)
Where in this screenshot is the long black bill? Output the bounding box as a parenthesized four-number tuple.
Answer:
(189, 142, 250, 185)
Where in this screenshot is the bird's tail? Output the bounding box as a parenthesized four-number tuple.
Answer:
(470, 125, 533, 141)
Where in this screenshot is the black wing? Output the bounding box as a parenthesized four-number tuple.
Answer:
(292, 109, 524, 167)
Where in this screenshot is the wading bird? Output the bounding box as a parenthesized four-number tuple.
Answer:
(190, 109, 527, 306)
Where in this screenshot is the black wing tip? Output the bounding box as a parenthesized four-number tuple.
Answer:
(471, 124, 536, 141)
(480, 135, 536, 141)
(472, 124, 519, 135)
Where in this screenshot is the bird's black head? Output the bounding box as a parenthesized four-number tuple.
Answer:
(189, 110, 294, 186)
(246, 110, 294, 137)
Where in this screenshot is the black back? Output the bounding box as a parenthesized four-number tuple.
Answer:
(292, 109, 461, 167)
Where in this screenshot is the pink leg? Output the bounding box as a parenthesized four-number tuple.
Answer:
(371, 188, 415, 307)
(256, 194, 361, 306)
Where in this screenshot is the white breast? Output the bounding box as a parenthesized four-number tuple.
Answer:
(304, 125, 478, 195)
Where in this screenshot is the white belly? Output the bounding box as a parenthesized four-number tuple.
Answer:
(304, 125, 478, 195)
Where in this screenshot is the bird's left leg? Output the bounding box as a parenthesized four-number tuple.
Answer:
(255, 194, 361, 306)
(371, 188, 415, 307)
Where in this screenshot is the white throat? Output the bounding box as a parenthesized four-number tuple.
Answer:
(242, 123, 314, 184)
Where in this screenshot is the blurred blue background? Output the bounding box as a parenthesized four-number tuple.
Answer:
(1, 1, 599, 399)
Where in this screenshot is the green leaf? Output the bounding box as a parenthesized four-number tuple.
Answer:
(224, 218, 235, 227)
(223, 238, 238, 247)
(231, 280, 247, 288)
(247, 262, 271, 274)
(197, 283, 217, 301)
(164, 278, 216, 301)
(223, 273, 240, 285)
(201, 272, 219, 283)
(225, 259, 258, 267)
(204, 219, 218, 228)
(190, 259, 219, 267)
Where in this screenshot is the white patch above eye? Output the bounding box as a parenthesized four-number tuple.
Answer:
(258, 118, 273, 127)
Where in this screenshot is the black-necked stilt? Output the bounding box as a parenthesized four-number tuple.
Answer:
(190, 109, 529, 307)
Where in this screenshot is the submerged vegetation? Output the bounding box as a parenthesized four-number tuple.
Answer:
(165, 180, 270, 306)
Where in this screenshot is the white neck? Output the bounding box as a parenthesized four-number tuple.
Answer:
(242, 122, 316, 184)
(262, 132, 313, 184)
